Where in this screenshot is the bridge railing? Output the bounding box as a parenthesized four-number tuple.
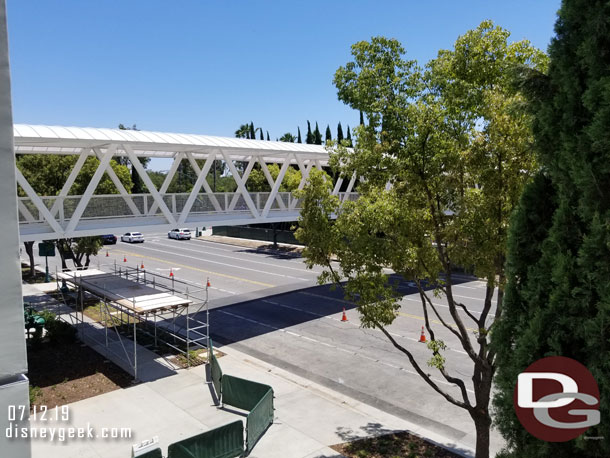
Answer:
(18, 191, 358, 225)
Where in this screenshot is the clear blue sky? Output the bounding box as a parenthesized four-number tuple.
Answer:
(7, 0, 561, 168)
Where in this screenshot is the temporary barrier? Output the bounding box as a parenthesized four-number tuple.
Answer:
(245, 387, 274, 454)
(167, 420, 244, 458)
(211, 352, 223, 400)
(221, 375, 271, 411)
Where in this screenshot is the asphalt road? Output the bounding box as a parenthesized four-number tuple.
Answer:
(29, 231, 502, 453)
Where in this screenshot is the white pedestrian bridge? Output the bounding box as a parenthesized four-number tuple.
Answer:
(14, 124, 358, 242)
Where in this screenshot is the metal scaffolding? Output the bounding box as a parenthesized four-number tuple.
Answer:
(54, 265, 210, 380)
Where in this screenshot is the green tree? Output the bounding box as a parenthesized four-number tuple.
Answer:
(297, 127, 302, 143)
(325, 125, 332, 144)
(306, 121, 313, 144)
(249, 122, 255, 140)
(359, 110, 365, 126)
(266, 131, 270, 141)
(296, 26, 546, 458)
(259, 129, 264, 140)
(16, 155, 132, 196)
(313, 122, 322, 145)
(345, 126, 352, 147)
(235, 123, 250, 138)
(492, 2, 610, 457)
(337, 122, 344, 145)
(279, 133, 296, 142)
(247, 163, 303, 192)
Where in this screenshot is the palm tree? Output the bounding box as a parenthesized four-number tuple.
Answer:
(235, 124, 250, 138)
(279, 133, 296, 142)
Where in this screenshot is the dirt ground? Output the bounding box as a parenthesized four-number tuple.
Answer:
(331, 430, 461, 458)
(27, 340, 133, 410)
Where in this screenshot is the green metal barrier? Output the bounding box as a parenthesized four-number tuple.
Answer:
(221, 375, 271, 412)
(211, 352, 223, 401)
(167, 420, 244, 458)
(245, 387, 274, 454)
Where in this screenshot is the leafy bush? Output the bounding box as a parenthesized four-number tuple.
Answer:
(29, 385, 41, 405)
(46, 319, 77, 345)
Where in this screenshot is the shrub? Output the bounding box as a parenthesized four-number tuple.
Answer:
(46, 320, 77, 345)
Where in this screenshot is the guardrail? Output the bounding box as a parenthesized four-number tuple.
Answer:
(18, 191, 358, 225)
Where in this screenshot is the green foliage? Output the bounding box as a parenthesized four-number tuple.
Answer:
(46, 319, 77, 346)
(279, 132, 296, 143)
(16, 155, 133, 196)
(492, 2, 610, 456)
(248, 164, 303, 192)
(306, 120, 313, 144)
(235, 123, 250, 138)
(298, 23, 546, 458)
(337, 122, 344, 145)
(426, 339, 447, 370)
(313, 122, 322, 145)
(29, 385, 42, 405)
(297, 127, 302, 143)
(325, 124, 332, 143)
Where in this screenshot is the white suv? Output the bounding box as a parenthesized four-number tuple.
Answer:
(121, 232, 144, 243)
(168, 228, 191, 240)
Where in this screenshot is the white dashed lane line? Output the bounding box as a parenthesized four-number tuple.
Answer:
(122, 244, 311, 282)
(148, 238, 320, 275)
(215, 307, 474, 393)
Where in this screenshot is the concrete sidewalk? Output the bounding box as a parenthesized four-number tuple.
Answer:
(28, 341, 474, 458)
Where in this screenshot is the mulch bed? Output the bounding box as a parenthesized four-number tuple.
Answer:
(27, 340, 133, 410)
(331, 430, 462, 458)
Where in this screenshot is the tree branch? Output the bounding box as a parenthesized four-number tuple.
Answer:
(376, 320, 471, 410)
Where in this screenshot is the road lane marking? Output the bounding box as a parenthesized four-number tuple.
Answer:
(263, 298, 469, 355)
(298, 291, 479, 333)
(147, 239, 320, 275)
(117, 244, 311, 282)
(108, 249, 274, 287)
(402, 297, 495, 318)
(214, 308, 474, 393)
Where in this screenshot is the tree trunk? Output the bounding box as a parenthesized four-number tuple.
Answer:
(24, 241, 35, 277)
(472, 408, 491, 458)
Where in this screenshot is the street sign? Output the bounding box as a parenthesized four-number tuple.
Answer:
(38, 242, 55, 257)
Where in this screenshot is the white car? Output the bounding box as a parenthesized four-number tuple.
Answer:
(121, 232, 144, 243)
(168, 228, 191, 240)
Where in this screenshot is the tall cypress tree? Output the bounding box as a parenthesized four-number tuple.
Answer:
(337, 122, 344, 145)
(325, 124, 332, 143)
(346, 125, 352, 147)
(266, 131, 270, 141)
(297, 127, 302, 143)
(313, 122, 322, 145)
(259, 129, 264, 140)
(359, 110, 365, 126)
(249, 122, 255, 140)
(492, 2, 610, 457)
(306, 121, 313, 144)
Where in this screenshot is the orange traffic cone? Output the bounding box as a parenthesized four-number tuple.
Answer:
(169, 268, 174, 278)
(140, 260, 145, 269)
(123, 255, 127, 263)
(419, 326, 427, 343)
(341, 307, 348, 322)
(106, 250, 109, 257)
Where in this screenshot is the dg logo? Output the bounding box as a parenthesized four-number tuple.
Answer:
(514, 356, 600, 442)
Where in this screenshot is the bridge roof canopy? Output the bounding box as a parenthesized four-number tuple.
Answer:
(13, 124, 334, 162)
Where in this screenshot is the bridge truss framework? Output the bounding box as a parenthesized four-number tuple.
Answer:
(14, 124, 358, 241)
